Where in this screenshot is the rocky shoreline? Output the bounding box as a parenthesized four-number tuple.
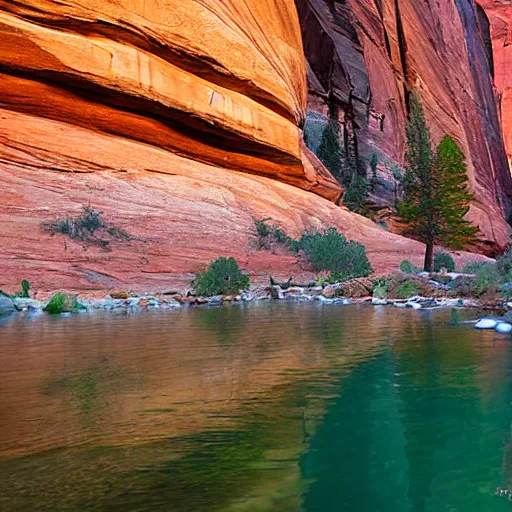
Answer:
(1, 276, 510, 317)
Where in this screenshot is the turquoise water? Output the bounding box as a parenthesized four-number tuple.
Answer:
(0, 303, 511, 511)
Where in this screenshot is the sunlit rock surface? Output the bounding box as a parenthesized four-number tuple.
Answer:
(298, 0, 512, 254)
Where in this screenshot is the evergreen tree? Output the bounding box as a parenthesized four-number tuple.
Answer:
(344, 173, 369, 214)
(433, 135, 479, 248)
(317, 119, 343, 180)
(370, 153, 379, 192)
(397, 92, 478, 271)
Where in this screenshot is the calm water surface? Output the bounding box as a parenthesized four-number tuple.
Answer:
(1, 303, 512, 511)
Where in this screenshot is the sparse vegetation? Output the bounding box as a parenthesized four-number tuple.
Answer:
(317, 119, 343, 180)
(343, 173, 369, 214)
(44, 205, 130, 246)
(474, 263, 500, 296)
(254, 220, 373, 282)
(372, 277, 391, 298)
(462, 261, 486, 275)
(399, 260, 416, 274)
(370, 153, 379, 192)
(44, 293, 80, 314)
(294, 228, 373, 282)
(11, 280, 31, 299)
(496, 248, 512, 282)
(433, 252, 455, 273)
(192, 257, 250, 297)
(395, 281, 419, 299)
(254, 218, 293, 250)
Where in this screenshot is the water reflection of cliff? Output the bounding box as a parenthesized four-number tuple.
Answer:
(0, 305, 511, 511)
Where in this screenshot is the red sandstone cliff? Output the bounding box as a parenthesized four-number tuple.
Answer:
(477, 1, 512, 172)
(298, 0, 512, 253)
(0, 1, 508, 292)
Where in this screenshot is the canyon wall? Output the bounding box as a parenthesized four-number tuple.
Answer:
(298, 0, 512, 253)
(0, 0, 507, 292)
(477, 0, 512, 171)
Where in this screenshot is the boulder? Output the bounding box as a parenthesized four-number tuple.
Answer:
(0, 295, 15, 315)
(475, 318, 498, 329)
(496, 322, 512, 334)
(322, 286, 336, 298)
(109, 291, 129, 299)
(340, 278, 374, 298)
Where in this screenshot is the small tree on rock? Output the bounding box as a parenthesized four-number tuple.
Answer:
(397, 92, 478, 271)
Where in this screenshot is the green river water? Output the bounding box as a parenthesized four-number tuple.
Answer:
(1, 303, 512, 511)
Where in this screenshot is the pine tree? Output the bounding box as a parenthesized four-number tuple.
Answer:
(433, 135, 479, 248)
(317, 119, 343, 180)
(397, 92, 478, 271)
(344, 173, 369, 213)
(370, 153, 379, 192)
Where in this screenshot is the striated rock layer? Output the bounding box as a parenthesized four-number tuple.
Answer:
(298, 0, 512, 253)
(0, 110, 489, 293)
(0, 0, 506, 292)
(477, 0, 512, 171)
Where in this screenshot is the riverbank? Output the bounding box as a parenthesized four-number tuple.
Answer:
(3, 271, 511, 316)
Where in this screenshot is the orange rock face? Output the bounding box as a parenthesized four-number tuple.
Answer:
(0, 1, 504, 292)
(298, 0, 512, 253)
(477, 1, 512, 171)
(0, 0, 341, 200)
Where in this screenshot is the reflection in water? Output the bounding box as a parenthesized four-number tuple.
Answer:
(0, 304, 511, 511)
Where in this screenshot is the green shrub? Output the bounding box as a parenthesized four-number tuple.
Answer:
(396, 281, 418, 299)
(433, 252, 455, 272)
(44, 205, 129, 244)
(46, 205, 103, 240)
(496, 248, 512, 281)
(21, 280, 30, 298)
(343, 173, 369, 213)
(294, 228, 373, 281)
(254, 219, 294, 250)
(11, 280, 31, 299)
(255, 218, 271, 239)
(475, 263, 500, 294)
(399, 260, 415, 273)
(193, 258, 250, 296)
(44, 293, 79, 314)
(372, 278, 390, 298)
(462, 260, 486, 274)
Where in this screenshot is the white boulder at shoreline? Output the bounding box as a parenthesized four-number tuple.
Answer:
(475, 318, 498, 329)
(474, 318, 512, 334)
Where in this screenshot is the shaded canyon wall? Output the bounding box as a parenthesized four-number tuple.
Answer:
(477, 0, 512, 172)
(297, 0, 512, 252)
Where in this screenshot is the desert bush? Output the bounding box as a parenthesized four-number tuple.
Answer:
(496, 248, 512, 282)
(399, 260, 415, 273)
(44, 205, 129, 245)
(433, 252, 455, 273)
(372, 277, 390, 298)
(395, 281, 419, 299)
(44, 293, 79, 314)
(192, 257, 250, 296)
(11, 280, 31, 299)
(254, 219, 294, 250)
(474, 263, 500, 294)
(462, 261, 486, 275)
(295, 228, 373, 281)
